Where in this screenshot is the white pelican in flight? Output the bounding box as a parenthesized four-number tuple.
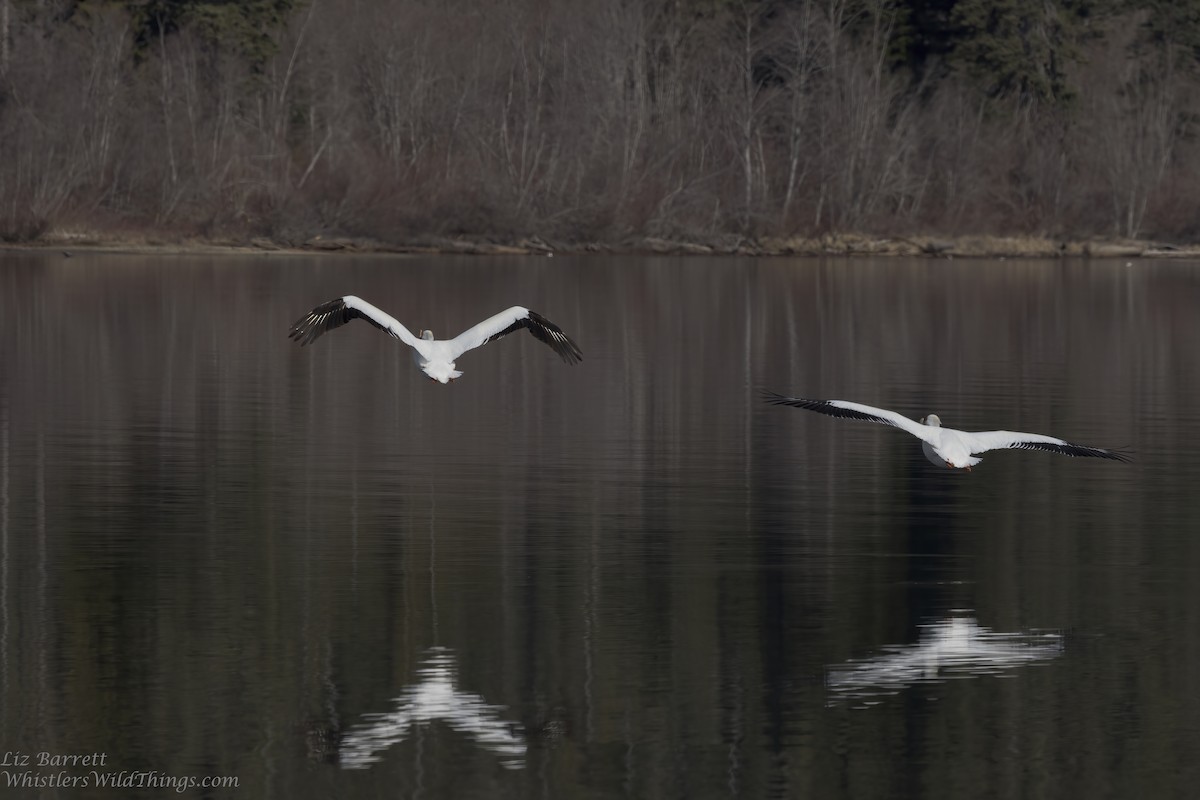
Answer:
(289, 296, 582, 383)
(764, 392, 1130, 470)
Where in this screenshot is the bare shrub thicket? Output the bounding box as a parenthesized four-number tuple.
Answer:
(1075, 25, 1189, 240)
(1, 0, 1198, 244)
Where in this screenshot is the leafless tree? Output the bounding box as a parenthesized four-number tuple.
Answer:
(1, 0, 1199, 245)
(772, 1, 827, 230)
(809, 0, 917, 230)
(702, 1, 774, 232)
(1082, 33, 1183, 239)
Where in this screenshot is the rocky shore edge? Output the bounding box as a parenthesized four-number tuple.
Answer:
(5, 231, 1199, 259)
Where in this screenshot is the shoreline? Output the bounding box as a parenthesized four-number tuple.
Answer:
(3, 231, 1199, 259)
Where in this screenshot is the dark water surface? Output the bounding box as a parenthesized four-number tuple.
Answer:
(0, 252, 1197, 798)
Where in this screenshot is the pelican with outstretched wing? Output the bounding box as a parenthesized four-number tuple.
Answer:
(764, 392, 1130, 470)
(289, 296, 582, 383)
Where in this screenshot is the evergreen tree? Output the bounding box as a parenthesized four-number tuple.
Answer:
(946, 0, 1110, 104)
(135, 0, 298, 65)
(889, 0, 958, 79)
(1133, 0, 1200, 67)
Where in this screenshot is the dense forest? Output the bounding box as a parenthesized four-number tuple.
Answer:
(0, 0, 1198, 247)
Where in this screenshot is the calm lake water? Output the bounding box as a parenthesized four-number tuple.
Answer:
(0, 251, 1197, 798)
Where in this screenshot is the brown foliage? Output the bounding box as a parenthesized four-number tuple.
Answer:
(0, 0, 1197, 244)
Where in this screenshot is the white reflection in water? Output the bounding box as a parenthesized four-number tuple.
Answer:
(339, 647, 526, 770)
(826, 616, 1063, 704)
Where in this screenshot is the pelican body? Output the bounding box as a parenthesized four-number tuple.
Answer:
(289, 296, 582, 383)
(764, 393, 1130, 470)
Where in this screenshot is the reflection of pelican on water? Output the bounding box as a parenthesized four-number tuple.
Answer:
(826, 616, 1063, 703)
(339, 647, 526, 770)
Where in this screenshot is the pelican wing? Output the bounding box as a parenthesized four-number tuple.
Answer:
(964, 430, 1131, 461)
(447, 306, 582, 363)
(289, 296, 422, 349)
(763, 392, 937, 443)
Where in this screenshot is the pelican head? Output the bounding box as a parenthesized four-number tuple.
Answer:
(420, 330, 435, 341)
(922, 414, 941, 427)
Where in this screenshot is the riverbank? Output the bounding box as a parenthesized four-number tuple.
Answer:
(4, 229, 1200, 259)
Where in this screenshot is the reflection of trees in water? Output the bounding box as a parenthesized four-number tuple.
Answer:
(0, 400, 7, 715)
(338, 647, 525, 771)
(0, 255, 1195, 796)
(826, 616, 1063, 704)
